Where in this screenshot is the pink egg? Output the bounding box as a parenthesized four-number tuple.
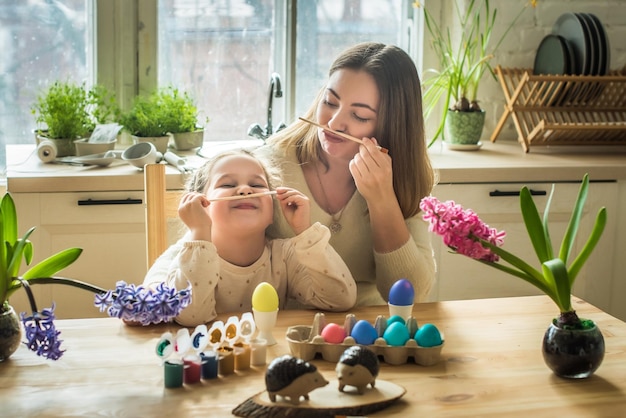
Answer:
(320, 323, 346, 344)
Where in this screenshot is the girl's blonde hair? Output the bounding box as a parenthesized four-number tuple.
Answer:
(187, 148, 282, 193)
(267, 42, 434, 218)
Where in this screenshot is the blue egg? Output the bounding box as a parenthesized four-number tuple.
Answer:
(387, 315, 405, 326)
(382, 322, 410, 346)
(350, 320, 378, 345)
(414, 323, 443, 347)
(388, 279, 415, 306)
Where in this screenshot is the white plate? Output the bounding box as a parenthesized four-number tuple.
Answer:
(444, 141, 482, 151)
(73, 152, 120, 167)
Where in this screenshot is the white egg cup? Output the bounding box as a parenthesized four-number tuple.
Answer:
(388, 302, 414, 321)
(252, 308, 278, 346)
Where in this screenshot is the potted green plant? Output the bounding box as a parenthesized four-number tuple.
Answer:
(420, 0, 536, 147)
(120, 86, 207, 153)
(120, 91, 170, 154)
(31, 81, 120, 157)
(0, 192, 192, 362)
(159, 86, 208, 151)
(420, 173, 607, 378)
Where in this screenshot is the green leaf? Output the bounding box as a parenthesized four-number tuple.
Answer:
(22, 248, 83, 280)
(568, 207, 607, 284)
(542, 259, 571, 313)
(541, 184, 555, 260)
(559, 174, 589, 264)
(7, 227, 36, 278)
(520, 186, 550, 263)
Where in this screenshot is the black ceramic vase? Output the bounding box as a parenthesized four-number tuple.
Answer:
(542, 321, 605, 378)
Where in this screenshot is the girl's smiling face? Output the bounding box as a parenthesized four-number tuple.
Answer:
(315, 68, 379, 160)
(206, 154, 274, 230)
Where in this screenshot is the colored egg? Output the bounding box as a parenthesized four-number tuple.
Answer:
(350, 320, 378, 345)
(383, 321, 410, 346)
(387, 315, 405, 326)
(320, 323, 346, 344)
(251, 282, 279, 312)
(415, 323, 443, 347)
(388, 278, 415, 306)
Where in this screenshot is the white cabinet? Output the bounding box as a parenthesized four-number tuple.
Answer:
(429, 181, 618, 317)
(10, 191, 147, 319)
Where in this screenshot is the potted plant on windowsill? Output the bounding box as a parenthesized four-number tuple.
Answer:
(120, 92, 171, 154)
(159, 86, 208, 151)
(120, 86, 208, 154)
(0, 192, 191, 362)
(31, 82, 120, 157)
(420, 173, 607, 378)
(419, 0, 537, 148)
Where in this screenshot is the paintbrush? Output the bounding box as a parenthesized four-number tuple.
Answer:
(208, 190, 277, 202)
(298, 117, 388, 153)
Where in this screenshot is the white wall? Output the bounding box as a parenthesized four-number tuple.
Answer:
(422, 0, 626, 142)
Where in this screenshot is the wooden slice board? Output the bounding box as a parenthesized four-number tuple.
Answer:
(232, 379, 405, 418)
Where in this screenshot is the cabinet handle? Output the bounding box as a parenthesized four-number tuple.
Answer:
(489, 189, 547, 197)
(77, 198, 143, 206)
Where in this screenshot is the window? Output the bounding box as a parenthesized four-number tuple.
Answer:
(1, 0, 421, 176)
(0, 0, 93, 176)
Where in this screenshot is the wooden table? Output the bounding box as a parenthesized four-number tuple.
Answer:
(2, 295, 625, 417)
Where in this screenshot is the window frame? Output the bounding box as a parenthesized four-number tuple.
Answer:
(96, 0, 423, 126)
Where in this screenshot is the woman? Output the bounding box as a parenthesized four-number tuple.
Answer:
(260, 42, 436, 306)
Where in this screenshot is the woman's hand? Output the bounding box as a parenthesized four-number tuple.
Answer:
(178, 192, 212, 241)
(275, 187, 311, 235)
(349, 137, 395, 202)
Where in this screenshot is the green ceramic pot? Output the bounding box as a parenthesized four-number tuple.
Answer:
(0, 305, 22, 362)
(444, 110, 486, 145)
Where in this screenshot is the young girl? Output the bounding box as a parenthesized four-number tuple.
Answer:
(143, 149, 356, 326)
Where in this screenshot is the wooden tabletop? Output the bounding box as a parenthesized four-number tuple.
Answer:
(2, 295, 625, 417)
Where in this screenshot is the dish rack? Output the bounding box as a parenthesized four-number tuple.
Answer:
(491, 66, 626, 152)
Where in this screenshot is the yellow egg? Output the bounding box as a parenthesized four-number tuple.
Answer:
(251, 282, 279, 312)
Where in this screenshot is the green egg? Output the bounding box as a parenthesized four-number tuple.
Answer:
(383, 321, 410, 346)
(415, 323, 443, 347)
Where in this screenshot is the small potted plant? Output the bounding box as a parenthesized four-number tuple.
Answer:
(0, 192, 192, 361)
(31, 82, 119, 157)
(419, 0, 536, 147)
(120, 86, 207, 153)
(420, 173, 607, 378)
(159, 86, 208, 151)
(120, 90, 170, 154)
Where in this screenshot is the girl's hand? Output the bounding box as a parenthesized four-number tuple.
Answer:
(178, 192, 212, 241)
(275, 187, 311, 235)
(349, 137, 395, 203)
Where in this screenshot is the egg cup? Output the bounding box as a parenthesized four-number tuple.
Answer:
(253, 308, 278, 346)
(388, 302, 414, 321)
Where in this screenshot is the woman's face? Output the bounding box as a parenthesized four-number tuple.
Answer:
(205, 154, 274, 231)
(315, 68, 379, 161)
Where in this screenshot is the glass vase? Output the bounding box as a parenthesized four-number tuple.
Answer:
(0, 305, 22, 362)
(542, 321, 604, 378)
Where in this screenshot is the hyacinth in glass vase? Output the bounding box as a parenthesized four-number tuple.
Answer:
(1, 192, 191, 361)
(420, 174, 606, 329)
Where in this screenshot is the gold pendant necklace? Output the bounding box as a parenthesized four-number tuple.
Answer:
(314, 164, 348, 234)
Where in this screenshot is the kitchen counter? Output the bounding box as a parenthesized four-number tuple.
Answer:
(7, 141, 626, 193)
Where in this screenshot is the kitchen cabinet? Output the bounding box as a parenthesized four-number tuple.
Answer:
(428, 181, 619, 317)
(11, 191, 148, 319)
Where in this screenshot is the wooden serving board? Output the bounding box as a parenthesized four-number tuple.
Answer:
(232, 379, 405, 418)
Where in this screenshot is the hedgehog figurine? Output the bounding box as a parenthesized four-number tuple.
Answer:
(335, 346, 380, 394)
(265, 355, 328, 405)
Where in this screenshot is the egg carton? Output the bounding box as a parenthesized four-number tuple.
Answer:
(285, 313, 444, 366)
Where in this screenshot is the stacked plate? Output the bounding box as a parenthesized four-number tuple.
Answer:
(534, 12, 610, 76)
